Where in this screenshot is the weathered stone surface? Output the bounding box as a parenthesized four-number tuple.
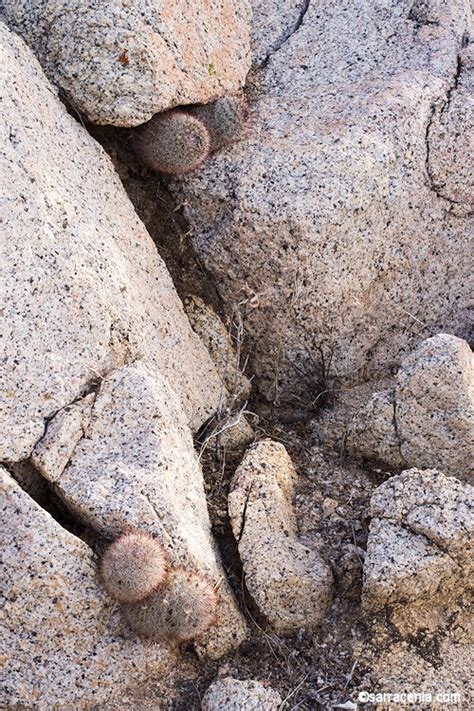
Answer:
(346, 334, 474, 481)
(48, 361, 248, 659)
(184, 295, 252, 402)
(0, 466, 173, 709)
(0, 24, 222, 463)
(2, 1, 252, 126)
(202, 677, 282, 711)
(362, 469, 474, 612)
(229, 439, 333, 633)
(31, 393, 95, 480)
(174, 0, 473, 401)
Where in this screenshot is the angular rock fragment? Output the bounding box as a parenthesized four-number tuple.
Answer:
(202, 677, 282, 711)
(347, 334, 474, 481)
(362, 469, 474, 613)
(31, 393, 95, 480)
(229, 439, 333, 633)
(2, 0, 252, 126)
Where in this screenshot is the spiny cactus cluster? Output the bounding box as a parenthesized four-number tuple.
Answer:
(132, 94, 249, 175)
(132, 110, 211, 176)
(99, 529, 218, 644)
(187, 94, 250, 153)
(123, 568, 218, 643)
(99, 530, 167, 603)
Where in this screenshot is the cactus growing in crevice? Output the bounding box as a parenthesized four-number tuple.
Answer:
(186, 94, 250, 153)
(122, 567, 218, 643)
(132, 109, 211, 175)
(99, 530, 168, 604)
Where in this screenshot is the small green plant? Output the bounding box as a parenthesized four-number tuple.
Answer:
(99, 530, 168, 604)
(132, 110, 211, 175)
(122, 567, 218, 643)
(187, 94, 250, 152)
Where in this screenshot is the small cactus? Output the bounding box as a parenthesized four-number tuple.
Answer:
(122, 567, 218, 643)
(187, 94, 250, 153)
(99, 530, 168, 604)
(132, 110, 210, 175)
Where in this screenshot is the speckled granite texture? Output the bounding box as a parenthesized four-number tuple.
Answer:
(202, 677, 283, 710)
(229, 439, 333, 633)
(0, 23, 222, 462)
(2, 0, 252, 126)
(174, 0, 473, 400)
(363, 468, 474, 611)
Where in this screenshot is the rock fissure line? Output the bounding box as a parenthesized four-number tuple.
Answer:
(261, 0, 311, 66)
(424, 49, 465, 206)
(236, 481, 254, 544)
(391, 393, 405, 466)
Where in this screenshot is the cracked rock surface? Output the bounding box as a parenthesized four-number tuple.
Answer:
(347, 334, 474, 481)
(202, 677, 283, 710)
(228, 439, 333, 633)
(0, 467, 173, 708)
(173, 0, 473, 400)
(2, 0, 251, 126)
(0, 24, 222, 463)
(362, 468, 474, 613)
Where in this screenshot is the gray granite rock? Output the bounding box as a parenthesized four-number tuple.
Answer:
(363, 469, 474, 612)
(0, 24, 222, 463)
(0, 466, 173, 709)
(48, 361, 248, 659)
(346, 334, 474, 481)
(2, 0, 251, 126)
(173, 0, 473, 401)
(229, 439, 333, 633)
(202, 677, 282, 711)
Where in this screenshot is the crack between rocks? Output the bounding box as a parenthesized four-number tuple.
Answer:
(2, 462, 94, 548)
(260, 0, 311, 67)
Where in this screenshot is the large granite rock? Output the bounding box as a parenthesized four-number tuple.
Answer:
(173, 0, 473, 401)
(38, 361, 248, 659)
(228, 439, 333, 633)
(0, 23, 222, 463)
(0, 467, 173, 708)
(2, 0, 251, 126)
(346, 334, 474, 481)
